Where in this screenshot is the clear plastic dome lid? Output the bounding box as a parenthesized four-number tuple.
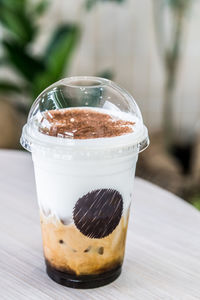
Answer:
(21, 76, 149, 157)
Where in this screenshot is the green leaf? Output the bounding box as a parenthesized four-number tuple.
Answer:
(0, 11, 33, 44)
(85, 0, 98, 10)
(0, 0, 26, 11)
(32, 24, 80, 98)
(33, 0, 49, 16)
(0, 1, 36, 44)
(32, 72, 56, 99)
(3, 40, 45, 82)
(0, 81, 22, 93)
(45, 24, 80, 76)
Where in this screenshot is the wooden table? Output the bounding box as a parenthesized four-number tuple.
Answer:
(0, 150, 200, 300)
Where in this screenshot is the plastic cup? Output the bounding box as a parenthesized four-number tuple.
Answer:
(20, 76, 149, 289)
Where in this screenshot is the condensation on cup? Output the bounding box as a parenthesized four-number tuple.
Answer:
(20, 76, 149, 289)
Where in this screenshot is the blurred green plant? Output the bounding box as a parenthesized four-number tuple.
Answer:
(0, 0, 80, 112)
(153, 0, 194, 174)
(85, 0, 125, 10)
(153, 0, 193, 142)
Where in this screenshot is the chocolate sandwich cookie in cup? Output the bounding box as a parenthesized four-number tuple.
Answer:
(20, 76, 149, 289)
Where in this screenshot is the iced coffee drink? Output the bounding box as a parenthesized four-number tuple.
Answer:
(21, 77, 149, 288)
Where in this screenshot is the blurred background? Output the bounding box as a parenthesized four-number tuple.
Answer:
(0, 0, 200, 209)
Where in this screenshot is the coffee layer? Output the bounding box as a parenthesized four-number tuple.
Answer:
(40, 211, 129, 276)
(39, 108, 135, 139)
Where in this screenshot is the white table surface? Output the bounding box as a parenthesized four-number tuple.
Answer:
(0, 150, 200, 300)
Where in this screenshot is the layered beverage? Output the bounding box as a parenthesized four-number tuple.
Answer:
(20, 77, 149, 288)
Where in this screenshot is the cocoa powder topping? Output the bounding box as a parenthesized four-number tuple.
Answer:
(39, 108, 134, 139)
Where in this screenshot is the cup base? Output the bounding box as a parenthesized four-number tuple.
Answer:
(46, 261, 121, 289)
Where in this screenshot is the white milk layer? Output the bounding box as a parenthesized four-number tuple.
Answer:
(33, 153, 137, 221)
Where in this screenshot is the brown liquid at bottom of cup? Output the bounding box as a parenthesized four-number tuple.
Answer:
(45, 259, 122, 289)
(40, 211, 129, 288)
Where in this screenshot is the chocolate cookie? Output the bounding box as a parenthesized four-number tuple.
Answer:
(73, 189, 123, 239)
